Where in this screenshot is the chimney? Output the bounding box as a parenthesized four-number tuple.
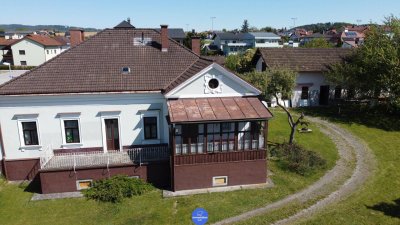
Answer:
(160, 24, 169, 52)
(127, 17, 131, 25)
(191, 36, 201, 55)
(70, 29, 84, 47)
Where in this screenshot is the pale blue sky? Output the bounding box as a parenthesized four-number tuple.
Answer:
(1, 0, 399, 31)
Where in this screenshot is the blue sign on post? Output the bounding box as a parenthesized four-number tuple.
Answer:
(192, 208, 208, 225)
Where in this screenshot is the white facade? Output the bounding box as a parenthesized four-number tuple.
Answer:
(0, 93, 169, 160)
(11, 39, 68, 66)
(166, 64, 260, 99)
(0, 63, 261, 161)
(291, 72, 327, 107)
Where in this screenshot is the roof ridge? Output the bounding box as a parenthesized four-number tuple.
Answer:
(0, 29, 108, 90)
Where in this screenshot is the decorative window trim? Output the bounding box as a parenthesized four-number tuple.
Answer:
(100, 114, 122, 152)
(58, 113, 82, 148)
(204, 74, 223, 94)
(212, 176, 228, 187)
(140, 110, 160, 145)
(76, 179, 93, 190)
(16, 115, 42, 151)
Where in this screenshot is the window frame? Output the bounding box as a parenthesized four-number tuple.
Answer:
(19, 50, 25, 55)
(140, 110, 160, 144)
(76, 179, 93, 190)
(59, 114, 82, 148)
(17, 117, 41, 150)
(212, 176, 228, 187)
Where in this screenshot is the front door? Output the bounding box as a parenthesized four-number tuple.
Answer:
(105, 119, 120, 150)
(319, 85, 330, 105)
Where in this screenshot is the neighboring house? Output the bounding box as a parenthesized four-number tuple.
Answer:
(340, 30, 365, 48)
(11, 35, 69, 66)
(0, 38, 17, 64)
(0, 22, 272, 194)
(300, 33, 340, 46)
(5, 31, 36, 40)
(212, 32, 254, 55)
(253, 48, 351, 107)
(250, 32, 282, 48)
(155, 28, 186, 44)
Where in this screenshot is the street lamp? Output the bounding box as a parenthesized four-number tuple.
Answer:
(211, 17, 216, 32)
(2, 62, 11, 73)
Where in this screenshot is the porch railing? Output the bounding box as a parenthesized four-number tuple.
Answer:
(39, 145, 54, 168)
(40, 146, 170, 170)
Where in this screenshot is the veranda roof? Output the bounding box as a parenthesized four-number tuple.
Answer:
(167, 97, 272, 123)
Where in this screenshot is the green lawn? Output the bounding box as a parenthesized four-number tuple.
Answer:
(296, 107, 400, 225)
(0, 110, 337, 225)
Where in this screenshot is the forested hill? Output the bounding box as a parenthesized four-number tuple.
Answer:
(294, 22, 354, 33)
(0, 24, 100, 32)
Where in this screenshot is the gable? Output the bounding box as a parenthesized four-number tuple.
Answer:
(165, 63, 261, 98)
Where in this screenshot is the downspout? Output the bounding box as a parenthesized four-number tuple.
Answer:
(0, 123, 9, 179)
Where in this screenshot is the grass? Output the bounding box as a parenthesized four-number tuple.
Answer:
(0, 110, 338, 225)
(294, 106, 400, 225)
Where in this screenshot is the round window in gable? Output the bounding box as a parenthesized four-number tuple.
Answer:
(208, 78, 219, 89)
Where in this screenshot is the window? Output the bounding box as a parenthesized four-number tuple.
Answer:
(121, 67, 130, 74)
(46, 50, 49, 54)
(301, 86, 309, 100)
(76, 180, 92, 190)
(19, 50, 25, 55)
(335, 86, 342, 99)
(144, 117, 158, 140)
(208, 78, 219, 89)
(213, 176, 228, 186)
(64, 120, 80, 143)
(21, 122, 39, 146)
(20, 61, 27, 66)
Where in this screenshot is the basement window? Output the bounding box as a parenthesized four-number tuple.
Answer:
(76, 180, 93, 190)
(212, 176, 228, 187)
(122, 67, 131, 74)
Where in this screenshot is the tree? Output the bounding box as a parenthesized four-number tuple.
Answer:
(303, 38, 333, 48)
(241, 20, 250, 33)
(326, 15, 400, 109)
(241, 68, 306, 144)
(224, 48, 256, 73)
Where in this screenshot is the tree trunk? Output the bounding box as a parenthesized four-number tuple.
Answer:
(274, 94, 304, 145)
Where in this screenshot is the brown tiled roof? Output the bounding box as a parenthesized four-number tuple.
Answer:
(167, 97, 273, 123)
(0, 38, 17, 46)
(257, 48, 352, 72)
(163, 58, 213, 93)
(0, 28, 214, 95)
(25, 35, 64, 46)
(203, 55, 226, 66)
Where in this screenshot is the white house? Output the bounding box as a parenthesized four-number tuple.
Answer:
(11, 35, 69, 66)
(250, 32, 282, 48)
(212, 32, 254, 55)
(253, 48, 351, 107)
(0, 22, 272, 194)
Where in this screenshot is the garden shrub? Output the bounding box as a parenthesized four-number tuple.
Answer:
(83, 175, 154, 203)
(270, 142, 326, 175)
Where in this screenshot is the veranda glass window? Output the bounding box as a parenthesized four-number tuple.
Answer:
(22, 122, 39, 145)
(64, 120, 80, 143)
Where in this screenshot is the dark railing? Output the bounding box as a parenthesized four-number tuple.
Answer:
(174, 149, 266, 166)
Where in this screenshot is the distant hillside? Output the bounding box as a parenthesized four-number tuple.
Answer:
(0, 24, 100, 32)
(295, 22, 354, 33)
